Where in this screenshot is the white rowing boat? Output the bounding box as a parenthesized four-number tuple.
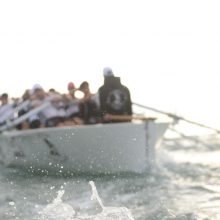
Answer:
(0, 120, 169, 174)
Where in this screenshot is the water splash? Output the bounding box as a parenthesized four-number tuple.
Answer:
(39, 181, 135, 220)
(88, 181, 135, 220)
(89, 181, 104, 210)
(40, 189, 76, 220)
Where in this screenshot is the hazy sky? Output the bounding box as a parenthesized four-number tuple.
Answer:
(1, 0, 220, 128)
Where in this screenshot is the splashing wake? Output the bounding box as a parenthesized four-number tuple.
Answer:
(39, 181, 135, 220)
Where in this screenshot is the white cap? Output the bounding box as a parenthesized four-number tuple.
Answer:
(30, 84, 43, 95)
(103, 67, 114, 77)
(32, 84, 43, 91)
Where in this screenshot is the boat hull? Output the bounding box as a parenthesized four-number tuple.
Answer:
(0, 121, 169, 174)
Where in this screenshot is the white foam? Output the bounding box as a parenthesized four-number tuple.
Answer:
(39, 181, 135, 220)
(88, 181, 135, 220)
(40, 189, 76, 220)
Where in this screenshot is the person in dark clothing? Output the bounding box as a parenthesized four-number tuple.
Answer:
(79, 81, 101, 124)
(98, 67, 132, 123)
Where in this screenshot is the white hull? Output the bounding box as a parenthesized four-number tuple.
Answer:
(0, 121, 169, 174)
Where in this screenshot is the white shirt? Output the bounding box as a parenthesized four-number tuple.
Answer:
(0, 104, 14, 124)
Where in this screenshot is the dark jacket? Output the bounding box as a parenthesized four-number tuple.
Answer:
(80, 96, 101, 124)
(98, 76, 132, 121)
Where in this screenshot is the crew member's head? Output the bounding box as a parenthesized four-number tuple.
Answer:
(103, 67, 114, 77)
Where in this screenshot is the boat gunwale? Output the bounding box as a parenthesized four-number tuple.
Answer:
(1, 121, 146, 137)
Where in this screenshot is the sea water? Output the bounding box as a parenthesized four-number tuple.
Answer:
(0, 134, 220, 220)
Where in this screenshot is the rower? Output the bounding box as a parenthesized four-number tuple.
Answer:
(64, 82, 84, 125)
(0, 93, 15, 126)
(30, 84, 65, 128)
(79, 81, 101, 124)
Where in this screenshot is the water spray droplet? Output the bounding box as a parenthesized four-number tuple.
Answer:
(9, 201, 15, 206)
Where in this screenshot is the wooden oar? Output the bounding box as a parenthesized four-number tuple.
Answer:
(0, 101, 51, 132)
(103, 114, 156, 122)
(133, 102, 220, 133)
